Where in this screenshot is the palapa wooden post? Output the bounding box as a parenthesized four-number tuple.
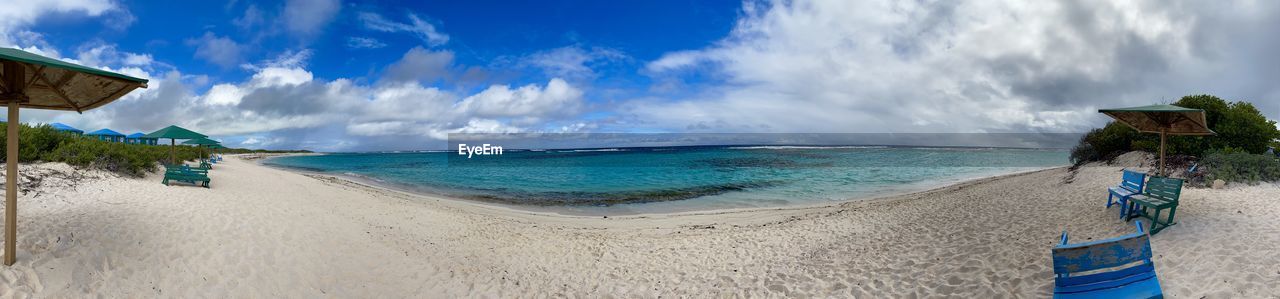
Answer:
(3, 60, 26, 266)
(1158, 128, 1166, 177)
(5, 100, 16, 266)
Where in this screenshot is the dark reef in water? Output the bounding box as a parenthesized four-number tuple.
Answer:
(462, 180, 787, 206)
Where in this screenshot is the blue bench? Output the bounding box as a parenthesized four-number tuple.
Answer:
(1051, 221, 1162, 298)
(1107, 169, 1146, 219)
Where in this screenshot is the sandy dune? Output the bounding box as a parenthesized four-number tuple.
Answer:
(0, 156, 1275, 297)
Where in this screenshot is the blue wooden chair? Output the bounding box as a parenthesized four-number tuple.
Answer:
(1051, 221, 1162, 298)
(1107, 169, 1147, 219)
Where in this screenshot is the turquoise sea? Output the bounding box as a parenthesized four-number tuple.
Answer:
(264, 146, 1069, 215)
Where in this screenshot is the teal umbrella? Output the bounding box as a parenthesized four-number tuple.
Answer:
(182, 137, 220, 160)
(0, 47, 148, 265)
(207, 144, 227, 161)
(1099, 104, 1215, 176)
(144, 125, 207, 165)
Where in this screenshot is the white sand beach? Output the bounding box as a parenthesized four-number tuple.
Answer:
(0, 155, 1276, 297)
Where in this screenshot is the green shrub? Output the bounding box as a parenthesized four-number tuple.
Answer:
(0, 123, 208, 177)
(1071, 94, 1280, 164)
(1201, 151, 1280, 184)
(1165, 95, 1280, 156)
(1069, 121, 1140, 164)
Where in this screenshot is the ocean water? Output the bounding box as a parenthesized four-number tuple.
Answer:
(264, 146, 1069, 215)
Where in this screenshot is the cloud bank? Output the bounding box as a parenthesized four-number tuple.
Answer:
(636, 0, 1280, 133)
(5, 0, 1280, 152)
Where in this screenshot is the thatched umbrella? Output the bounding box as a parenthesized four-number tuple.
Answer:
(142, 125, 206, 165)
(0, 48, 148, 265)
(1099, 104, 1215, 176)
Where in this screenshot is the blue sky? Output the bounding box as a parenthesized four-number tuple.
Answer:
(37, 1, 736, 91)
(3, 0, 1279, 151)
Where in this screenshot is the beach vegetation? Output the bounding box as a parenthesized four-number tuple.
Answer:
(1201, 150, 1280, 184)
(0, 123, 302, 177)
(1071, 94, 1280, 165)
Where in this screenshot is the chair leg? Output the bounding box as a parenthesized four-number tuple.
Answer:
(1106, 193, 1114, 208)
(1117, 197, 1128, 219)
(1150, 208, 1164, 234)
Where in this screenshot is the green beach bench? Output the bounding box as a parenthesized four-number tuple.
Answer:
(1051, 220, 1162, 298)
(162, 164, 210, 188)
(1107, 169, 1146, 219)
(1125, 176, 1183, 235)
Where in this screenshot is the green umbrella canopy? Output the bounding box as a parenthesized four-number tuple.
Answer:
(1098, 104, 1215, 135)
(182, 137, 220, 146)
(143, 125, 207, 140)
(0, 48, 148, 112)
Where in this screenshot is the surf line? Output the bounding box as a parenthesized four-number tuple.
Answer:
(457, 143, 504, 158)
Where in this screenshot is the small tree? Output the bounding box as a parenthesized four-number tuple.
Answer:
(1164, 95, 1280, 156)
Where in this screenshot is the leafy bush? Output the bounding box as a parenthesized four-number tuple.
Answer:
(1201, 151, 1280, 184)
(1071, 95, 1280, 164)
(0, 123, 208, 177)
(1069, 121, 1141, 164)
(1165, 95, 1280, 156)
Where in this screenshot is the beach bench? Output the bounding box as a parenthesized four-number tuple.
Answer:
(1107, 169, 1147, 219)
(1051, 221, 1162, 298)
(1125, 176, 1183, 235)
(162, 164, 210, 188)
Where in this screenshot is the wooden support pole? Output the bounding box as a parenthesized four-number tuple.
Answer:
(1159, 129, 1167, 177)
(3, 60, 25, 266)
(5, 100, 16, 266)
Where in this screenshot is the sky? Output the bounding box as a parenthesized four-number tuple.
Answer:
(2, 0, 1278, 151)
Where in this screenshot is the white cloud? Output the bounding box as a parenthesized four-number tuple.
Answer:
(638, 0, 1280, 133)
(382, 46, 453, 83)
(346, 37, 387, 49)
(232, 4, 264, 30)
(202, 84, 246, 105)
(358, 12, 449, 47)
(38, 45, 589, 150)
(521, 46, 626, 80)
(249, 67, 314, 87)
(644, 50, 707, 73)
(187, 32, 242, 68)
(282, 0, 340, 36)
(122, 53, 152, 66)
(0, 0, 116, 42)
(456, 78, 583, 118)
